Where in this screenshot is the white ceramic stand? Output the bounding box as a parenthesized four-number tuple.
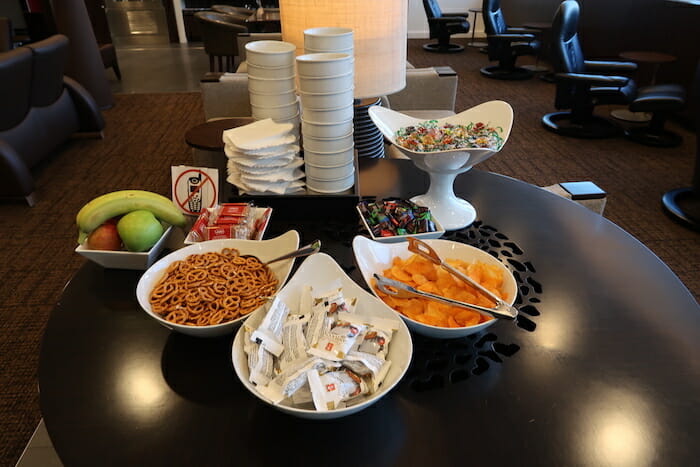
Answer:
(410, 170, 476, 230)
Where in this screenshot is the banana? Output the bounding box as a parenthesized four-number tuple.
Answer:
(76, 190, 186, 238)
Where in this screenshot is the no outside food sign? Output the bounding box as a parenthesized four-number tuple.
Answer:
(171, 166, 219, 215)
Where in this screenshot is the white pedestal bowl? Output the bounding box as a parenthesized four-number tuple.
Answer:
(369, 101, 514, 230)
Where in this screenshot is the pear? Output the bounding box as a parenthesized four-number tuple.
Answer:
(117, 210, 164, 252)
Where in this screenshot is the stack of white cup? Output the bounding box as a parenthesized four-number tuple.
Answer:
(245, 40, 301, 137)
(297, 27, 356, 193)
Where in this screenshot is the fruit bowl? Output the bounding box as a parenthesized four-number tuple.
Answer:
(75, 226, 173, 270)
(369, 101, 514, 230)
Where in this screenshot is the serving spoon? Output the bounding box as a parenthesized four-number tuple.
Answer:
(261, 239, 321, 265)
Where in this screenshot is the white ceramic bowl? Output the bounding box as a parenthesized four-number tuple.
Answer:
(246, 62, 295, 80)
(306, 172, 355, 193)
(304, 160, 354, 180)
(298, 88, 354, 110)
(356, 206, 445, 244)
(302, 103, 354, 124)
(303, 146, 355, 166)
(298, 72, 354, 94)
(247, 75, 296, 94)
(301, 118, 353, 139)
(245, 40, 296, 68)
(75, 226, 173, 270)
(368, 101, 514, 231)
(352, 236, 518, 338)
(136, 231, 300, 337)
(248, 89, 297, 107)
(251, 98, 300, 120)
(304, 27, 354, 51)
(296, 53, 354, 78)
(302, 132, 354, 153)
(231, 252, 412, 419)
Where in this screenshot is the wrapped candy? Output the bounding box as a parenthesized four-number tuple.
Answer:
(358, 198, 437, 237)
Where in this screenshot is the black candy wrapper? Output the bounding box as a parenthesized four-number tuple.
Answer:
(358, 198, 437, 237)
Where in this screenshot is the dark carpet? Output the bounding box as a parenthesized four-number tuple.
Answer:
(0, 38, 697, 465)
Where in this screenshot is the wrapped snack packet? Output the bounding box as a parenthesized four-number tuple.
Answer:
(304, 281, 343, 347)
(250, 297, 290, 357)
(308, 368, 369, 411)
(354, 316, 398, 359)
(308, 318, 366, 361)
(258, 357, 330, 404)
(277, 313, 309, 373)
(245, 327, 275, 387)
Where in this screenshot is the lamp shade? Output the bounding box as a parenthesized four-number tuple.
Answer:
(280, 0, 407, 99)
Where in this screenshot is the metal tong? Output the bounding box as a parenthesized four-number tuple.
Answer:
(262, 239, 321, 265)
(380, 237, 518, 321)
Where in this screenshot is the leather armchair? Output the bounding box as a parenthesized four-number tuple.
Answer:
(422, 0, 470, 53)
(195, 11, 249, 73)
(0, 34, 104, 205)
(481, 0, 540, 80)
(542, 0, 685, 145)
(211, 5, 255, 19)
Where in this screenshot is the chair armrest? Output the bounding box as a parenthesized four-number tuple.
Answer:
(0, 139, 34, 198)
(432, 16, 468, 23)
(488, 33, 536, 42)
(63, 76, 105, 132)
(584, 60, 637, 73)
(556, 72, 629, 87)
(506, 27, 539, 33)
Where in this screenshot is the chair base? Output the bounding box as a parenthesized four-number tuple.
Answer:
(423, 42, 464, 53)
(625, 127, 682, 148)
(480, 65, 533, 80)
(662, 187, 700, 229)
(542, 112, 622, 139)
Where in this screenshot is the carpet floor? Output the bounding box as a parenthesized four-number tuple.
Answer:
(0, 38, 697, 465)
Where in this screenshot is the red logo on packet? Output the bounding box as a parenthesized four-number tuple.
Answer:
(325, 384, 336, 392)
(325, 342, 334, 351)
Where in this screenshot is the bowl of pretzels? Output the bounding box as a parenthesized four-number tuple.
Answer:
(136, 230, 300, 337)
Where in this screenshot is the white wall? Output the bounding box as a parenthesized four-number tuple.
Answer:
(407, 0, 485, 39)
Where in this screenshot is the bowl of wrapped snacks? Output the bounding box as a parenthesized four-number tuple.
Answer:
(352, 235, 518, 339)
(231, 252, 412, 419)
(369, 101, 514, 230)
(136, 230, 299, 337)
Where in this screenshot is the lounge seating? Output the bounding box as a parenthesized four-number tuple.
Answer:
(481, 0, 540, 80)
(195, 11, 249, 73)
(422, 0, 470, 53)
(542, 0, 685, 144)
(0, 34, 104, 205)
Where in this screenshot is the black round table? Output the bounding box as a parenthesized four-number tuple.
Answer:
(39, 159, 700, 466)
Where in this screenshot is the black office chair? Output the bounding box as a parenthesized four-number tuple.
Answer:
(480, 0, 540, 80)
(422, 0, 470, 53)
(542, 0, 685, 144)
(195, 11, 249, 73)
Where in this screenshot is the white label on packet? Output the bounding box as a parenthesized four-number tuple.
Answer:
(250, 297, 290, 357)
(308, 318, 366, 361)
(278, 313, 310, 373)
(308, 368, 369, 411)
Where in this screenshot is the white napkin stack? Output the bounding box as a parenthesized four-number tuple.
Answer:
(223, 119, 306, 195)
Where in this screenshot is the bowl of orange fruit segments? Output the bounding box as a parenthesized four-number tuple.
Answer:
(352, 235, 518, 338)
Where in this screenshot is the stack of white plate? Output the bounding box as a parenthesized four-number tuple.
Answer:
(297, 51, 355, 193)
(245, 40, 300, 137)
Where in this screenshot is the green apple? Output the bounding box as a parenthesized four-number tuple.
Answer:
(117, 210, 164, 252)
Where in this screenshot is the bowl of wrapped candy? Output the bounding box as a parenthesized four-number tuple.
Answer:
(356, 198, 444, 243)
(231, 252, 412, 419)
